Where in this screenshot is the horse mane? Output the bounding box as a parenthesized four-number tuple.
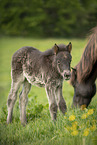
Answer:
(71, 26, 97, 84)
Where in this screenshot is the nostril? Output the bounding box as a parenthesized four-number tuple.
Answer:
(64, 72, 71, 78)
(64, 72, 66, 77)
(64, 74, 70, 77)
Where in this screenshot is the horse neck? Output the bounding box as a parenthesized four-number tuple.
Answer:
(82, 61, 97, 85)
(76, 34, 97, 84)
(87, 61, 97, 84)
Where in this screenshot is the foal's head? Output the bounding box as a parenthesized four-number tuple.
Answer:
(53, 42, 72, 80)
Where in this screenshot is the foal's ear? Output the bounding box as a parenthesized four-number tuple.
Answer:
(53, 43, 59, 55)
(67, 42, 72, 53)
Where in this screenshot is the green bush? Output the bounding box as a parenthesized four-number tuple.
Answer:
(0, 0, 97, 37)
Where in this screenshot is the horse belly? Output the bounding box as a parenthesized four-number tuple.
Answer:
(23, 72, 45, 87)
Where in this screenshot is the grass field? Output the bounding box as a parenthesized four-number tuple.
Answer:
(0, 37, 97, 145)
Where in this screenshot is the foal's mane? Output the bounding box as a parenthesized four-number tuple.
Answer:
(72, 26, 97, 83)
(42, 44, 67, 56)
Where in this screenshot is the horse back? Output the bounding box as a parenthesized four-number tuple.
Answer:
(11, 46, 41, 77)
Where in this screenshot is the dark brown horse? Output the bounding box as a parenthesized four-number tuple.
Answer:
(70, 26, 97, 107)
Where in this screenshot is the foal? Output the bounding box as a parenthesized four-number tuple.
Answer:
(7, 42, 72, 125)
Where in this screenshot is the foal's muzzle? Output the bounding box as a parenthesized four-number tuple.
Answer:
(63, 70, 71, 80)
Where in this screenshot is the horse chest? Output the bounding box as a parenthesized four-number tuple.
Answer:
(23, 71, 62, 88)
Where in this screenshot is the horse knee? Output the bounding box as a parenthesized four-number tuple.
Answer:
(7, 98, 12, 107)
(49, 103, 58, 120)
(50, 103, 57, 112)
(20, 97, 28, 106)
(7, 94, 17, 107)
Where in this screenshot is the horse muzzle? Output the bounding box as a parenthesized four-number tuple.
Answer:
(63, 70, 71, 80)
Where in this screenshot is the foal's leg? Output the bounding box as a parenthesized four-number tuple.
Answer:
(45, 85, 58, 121)
(7, 80, 22, 124)
(19, 80, 31, 125)
(55, 86, 67, 114)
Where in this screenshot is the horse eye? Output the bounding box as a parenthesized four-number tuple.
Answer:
(57, 60, 60, 64)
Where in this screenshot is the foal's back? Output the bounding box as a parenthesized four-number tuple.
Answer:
(12, 46, 41, 65)
(12, 47, 42, 78)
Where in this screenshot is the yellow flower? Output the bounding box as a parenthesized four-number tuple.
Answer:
(83, 128, 89, 136)
(73, 121, 78, 125)
(66, 126, 71, 131)
(71, 130, 78, 136)
(90, 125, 96, 131)
(87, 109, 94, 115)
(71, 125, 77, 130)
(69, 115, 75, 121)
(71, 122, 78, 130)
(81, 104, 86, 110)
(64, 116, 67, 119)
(81, 113, 88, 119)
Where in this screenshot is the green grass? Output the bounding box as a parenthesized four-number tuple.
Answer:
(0, 36, 97, 145)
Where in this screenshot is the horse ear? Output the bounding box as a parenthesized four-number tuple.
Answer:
(67, 42, 72, 53)
(53, 43, 59, 55)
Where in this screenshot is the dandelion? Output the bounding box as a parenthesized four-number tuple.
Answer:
(90, 125, 96, 131)
(87, 109, 94, 116)
(73, 121, 78, 125)
(64, 116, 67, 119)
(71, 125, 77, 130)
(81, 104, 86, 110)
(69, 115, 75, 121)
(66, 126, 71, 131)
(81, 113, 88, 119)
(71, 130, 78, 136)
(83, 128, 89, 136)
(71, 122, 78, 130)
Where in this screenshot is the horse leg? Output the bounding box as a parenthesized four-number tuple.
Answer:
(19, 80, 31, 125)
(55, 86, 67, 114)
(7, 80, 22, 124)
(45, 85, 58, 121)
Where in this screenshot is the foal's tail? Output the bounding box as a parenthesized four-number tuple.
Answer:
(11, 47, 27, 81)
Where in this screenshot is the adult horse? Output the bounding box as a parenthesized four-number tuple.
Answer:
(70, 27, 97, 107)
(7, 42, 72, 125)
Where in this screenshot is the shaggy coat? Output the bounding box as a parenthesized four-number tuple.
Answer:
(7, 42, 72, 125)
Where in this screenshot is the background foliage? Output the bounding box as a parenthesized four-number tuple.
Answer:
(0, 0, 97, 37)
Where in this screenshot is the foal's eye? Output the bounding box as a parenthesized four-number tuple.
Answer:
(57, 60, 60, 64)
